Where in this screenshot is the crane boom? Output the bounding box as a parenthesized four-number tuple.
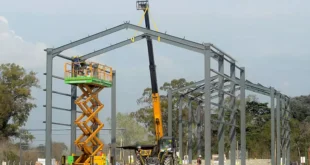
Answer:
(119, 2, 178, 165)
(142, 3, 164, 142)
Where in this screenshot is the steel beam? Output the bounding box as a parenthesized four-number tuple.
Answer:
(80, 34, 145, 60)
(172, 75, 218, 93)
(126, 23, 209, 50)
(51, 24, 128, 54)
(43, 121, 70, 127)
(42, 105, 82, 113)
(45, 49, 53, 165)
(210, 44, 236, 62)
(57, 54, 72, 61)
(43, 73, 64, 80)
(43, 89, 72, 97)
(111, 70, 116, 165)
(211, 68, 238, 84)
(240, 67, 246, 165)
(204, 50, 212, 165)
(147, 34, 205, 54)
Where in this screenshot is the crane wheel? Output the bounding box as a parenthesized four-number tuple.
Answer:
(163, 157, 173, 165)
(136, 160, 141, 165)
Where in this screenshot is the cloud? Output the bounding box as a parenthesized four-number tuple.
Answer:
(0, 16, 48, 69)
(0, 16, 84, 71)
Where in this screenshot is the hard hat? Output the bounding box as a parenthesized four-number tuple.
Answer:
(199, 155, 202, 157)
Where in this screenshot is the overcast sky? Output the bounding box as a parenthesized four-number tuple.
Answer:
(0, 0, 309, 148)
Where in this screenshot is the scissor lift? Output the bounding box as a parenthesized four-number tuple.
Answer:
(64, 60, 113, 165)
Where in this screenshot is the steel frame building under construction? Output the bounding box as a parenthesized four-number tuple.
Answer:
(44, 21, 290, 165)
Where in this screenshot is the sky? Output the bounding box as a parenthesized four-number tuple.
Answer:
(0, 0, 310, 149)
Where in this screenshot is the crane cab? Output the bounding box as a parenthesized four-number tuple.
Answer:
(159, 136, 176, 153)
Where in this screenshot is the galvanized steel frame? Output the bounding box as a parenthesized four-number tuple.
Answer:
(44, 22, 290, 165)
(167, 72, 290, 165)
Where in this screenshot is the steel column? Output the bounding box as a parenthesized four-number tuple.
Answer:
(178, 97, 184, 160)
(240, 67, 246, 165)
(71, 85, 77, 154)
(271, 88, 275, 165)
(276, 94, 281, 165)
(194, 104, 202, 157)
(111, 70, 116, 165)
(218, 56, 225, 165)
(188, 100, 193, 164)
(168, 89, 172, 137)
(281, 97, 285, 165)
(45, 49, 54, 165)
(204, 50, 212, 165)
(286, 99, 291, 165)
(229, 63, 236, 165)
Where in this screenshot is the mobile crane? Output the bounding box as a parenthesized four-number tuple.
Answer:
(119, 1, 178, 165)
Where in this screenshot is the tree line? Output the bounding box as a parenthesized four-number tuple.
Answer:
(1, 63, 309, 163)
(112, 78, 310, 162)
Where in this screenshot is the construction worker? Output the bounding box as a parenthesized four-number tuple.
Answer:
(197, 155, 202, 165)
(136, 145, 142, 156)
(72, 56, 81, 76)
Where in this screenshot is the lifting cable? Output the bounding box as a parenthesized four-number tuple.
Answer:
(131, 6, 160, 42)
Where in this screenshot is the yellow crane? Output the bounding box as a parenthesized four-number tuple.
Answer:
(120, 1, 178, 165)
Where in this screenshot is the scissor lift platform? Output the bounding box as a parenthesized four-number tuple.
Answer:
(63, 60, 112, 165)
(64, 76, 112, 87)
(64, 61, 113, 87)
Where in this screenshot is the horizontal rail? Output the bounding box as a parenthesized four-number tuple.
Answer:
(43, 121, 71, 127)
(211, 69, 238, 84)
(43, 73, 64, 80)
(43, 89, 73, 97)
(43, 105, 82, 113)
(56, 54, 72, 61)
(211, 119, 239, 128)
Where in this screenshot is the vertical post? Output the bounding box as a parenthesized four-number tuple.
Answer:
(19, 130, 22, 165)
(271, 88, 275, 165)
(286, 98, 291, 165)
(188, 100, 193, 164)
(178, 97, 184, 161)
(204, 50, 212, 165)
(276, 94, 281, 165)
(229, 63, 236, 165)
(195, 104, 202, 157)
(45, 49, 54, 165)
(281, 97, 285, 165)
(218, 56, 225, 165)
(240, 67, 246, 165)
(168, 89, 172, 137)
(197, 124, 201, 157)
(111, 70, 116, 165)
(71, 85, 77, 154)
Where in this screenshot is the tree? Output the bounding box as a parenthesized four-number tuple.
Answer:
(0, 63, 40, 139)
(52, 142, 68, 160)
(107, 112, 149, 146)
(289, 94, 310, 161)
